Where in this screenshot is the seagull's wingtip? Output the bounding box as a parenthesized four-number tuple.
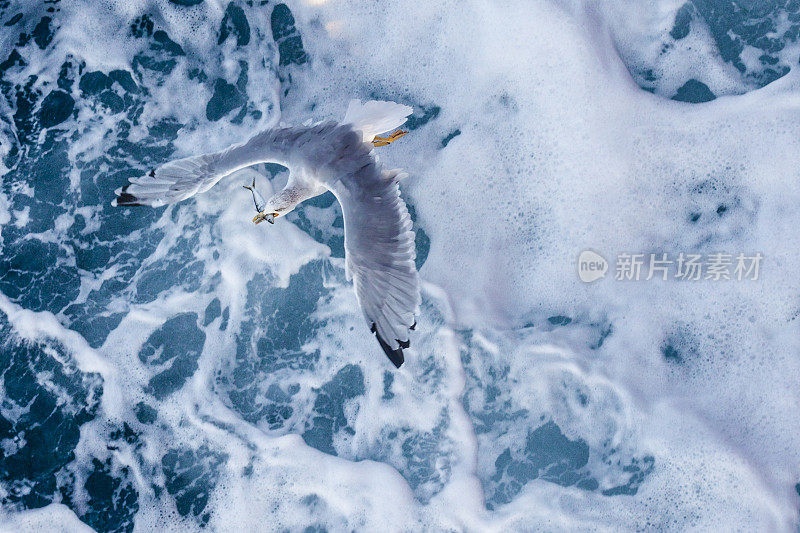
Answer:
(371, 323, 406, 368)
(114, 186, 144, 207)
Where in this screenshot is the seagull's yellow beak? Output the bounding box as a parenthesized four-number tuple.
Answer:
(253, 212, 277, 224)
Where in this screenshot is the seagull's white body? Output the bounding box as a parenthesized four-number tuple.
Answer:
(113, 100, 420, 368)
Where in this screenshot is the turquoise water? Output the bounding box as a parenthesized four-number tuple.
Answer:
(1, 1, 799, 531)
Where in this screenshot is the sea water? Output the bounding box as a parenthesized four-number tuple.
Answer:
(0, 0, 799, 531)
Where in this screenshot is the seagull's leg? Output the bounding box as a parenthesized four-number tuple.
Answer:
(371, 129, 408, 147)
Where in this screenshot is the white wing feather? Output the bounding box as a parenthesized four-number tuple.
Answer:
(333, 165, 420, 368)
(112, 153, 219, 207)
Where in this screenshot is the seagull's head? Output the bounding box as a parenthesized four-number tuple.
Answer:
(252, 191, 298, 224)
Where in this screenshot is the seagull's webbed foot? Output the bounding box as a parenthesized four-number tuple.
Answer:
(372, 129, 408, 147)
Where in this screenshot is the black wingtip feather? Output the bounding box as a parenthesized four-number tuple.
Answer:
(115, 186, 143, 207)
(371, 323, 405, 368)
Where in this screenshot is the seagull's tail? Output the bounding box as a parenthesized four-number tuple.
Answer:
(343, 99, 413, 143)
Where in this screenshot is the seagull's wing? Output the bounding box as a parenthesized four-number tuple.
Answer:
(333, 165, 421, 368)
(112, 129, 294, 207)
(112, 153, 223, 207)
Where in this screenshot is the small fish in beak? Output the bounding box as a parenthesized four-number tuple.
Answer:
(253, 212, 276, 225)
(244, 178, 277, 225)
(243, 177, 266, 213)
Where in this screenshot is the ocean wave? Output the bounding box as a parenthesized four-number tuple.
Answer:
(0, 0, 799, 530)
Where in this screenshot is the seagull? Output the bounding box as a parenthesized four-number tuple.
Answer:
(112, 100, 420, 368)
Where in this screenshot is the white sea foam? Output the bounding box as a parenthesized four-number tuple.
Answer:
(0, 504, 95, 533)
(2, 0, 799, 530)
